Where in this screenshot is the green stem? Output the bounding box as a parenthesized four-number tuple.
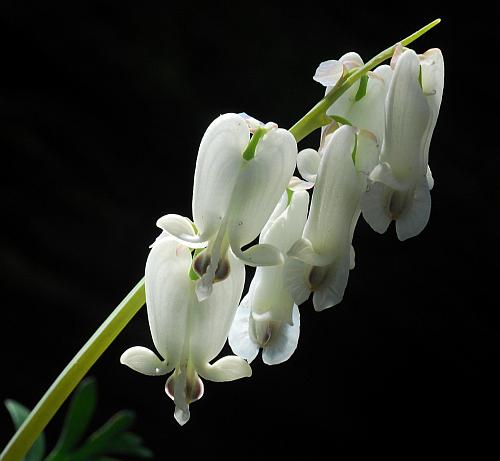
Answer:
(1, 17, 440, 461)
(289, 18, 441, 142)
(0, 279, 145, 461)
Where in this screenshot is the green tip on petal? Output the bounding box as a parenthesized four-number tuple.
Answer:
(354, 74, 369, 101)
(329, 114, 352, 126)
(242, 127, 267, 161)
(286, 188, 294, 206)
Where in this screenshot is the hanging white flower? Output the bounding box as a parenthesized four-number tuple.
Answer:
(120, 234, 251, 426)
(157, 113, 297, 300)
(361, 48, 444, 241)
(299, 52, 392, 184)
(228, 190, 309, 365)
(284, 125, 377, 311)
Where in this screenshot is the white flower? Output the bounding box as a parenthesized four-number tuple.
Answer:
(158, 113, 297, 300)
(120, 235, 251, 426)
(299, 53, 392, 184)
(361, 48, 444, 241)
(228, 190, 309, 365)
(284, 125, 377, 311)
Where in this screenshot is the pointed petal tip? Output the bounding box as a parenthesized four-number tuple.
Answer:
(174, 407, 190, 426)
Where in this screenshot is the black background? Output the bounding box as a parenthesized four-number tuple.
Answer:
(0, 2, 495, 458)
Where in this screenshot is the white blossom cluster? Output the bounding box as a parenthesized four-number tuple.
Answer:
(120, 46, 444, 425)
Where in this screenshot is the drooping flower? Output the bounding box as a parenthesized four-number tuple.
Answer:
(298, 52, 392, 183)
(228, 190, 309, 365)
(284, 125, 378, 311)
(120, 233, 251, 426)
(361, 48, 444, 240)
(158, 113, 297, 300)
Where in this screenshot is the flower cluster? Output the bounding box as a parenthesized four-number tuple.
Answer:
(120, 45, 444, 425)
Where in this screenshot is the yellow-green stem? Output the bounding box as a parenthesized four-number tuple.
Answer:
(289, 18, 441, 142)
(0, 279, 145, 461)
(1, 17, 440, 461)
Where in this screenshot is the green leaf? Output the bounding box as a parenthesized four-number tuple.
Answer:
(47, 377, 98, 458)
(69, 411, 136, 461)
(104, 433, 154, 459)
(4, 400, 46, 461)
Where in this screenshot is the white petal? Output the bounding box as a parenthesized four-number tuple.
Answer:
(198, 356, 252, 382)
(262, 304, 300, 365)
(339, 51, 364, 70)
(426, 165, 434, 190)
(156, 214, 208, 248)
(312, 247, 350, 311)
(382, 49, 430, 181)
(420, 48, 444, 166)
(261, 190, 310, 252)
(192, 113, 249, 239)
(145, 237, 193, 366)
(313, 60, 344, 87)
(355, 129, 380, 176)
(120, 346, 172, 376)
(287, 238, 332, 266)
(395, 176, 431, 241)
(303, 126, 362, 256)
(228, 294, 260, 363)
(190, 250, 245, 365)
(174, 407, 190, 426)
(350, 245, 355, 270)
(361, 181, 392, 234)
(228, 127, 297, 252)
(231, 243, 283, 267)
(287, 176, 315, 191)
(297, 148, 321, 183)
(260, 192, 288, 241)
(283, 257, 311, 306)
(369, 162, 409, 191)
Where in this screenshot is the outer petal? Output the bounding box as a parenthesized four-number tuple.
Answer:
(262, 304, 300, 365)
(192, 113, 250, 239)
(381, 49, 430, 181)
(232, 243, 283, 267)
(297, 148, 321, 183)
(190, 250, 245, 365)
(303, 125, 361, 255)
(156, 214, 208, 248)
(197, 356, 252, 382)
(420, 48, 444, 166)
(395, 176, 431, 241)
(260, 192, 288, 241)
(145, 237, 193, 366)
(313, 59, 344, 87)
(228, 127, 297, 252)
(262, 190, 310, 252)
(228, 294, 260, 363)
(361, 181, 392, 234)
(312, 246, 351, 311)
(355, 129, 381, 177)
(120, 346, 173, 376)
(283, 257, 311, 306)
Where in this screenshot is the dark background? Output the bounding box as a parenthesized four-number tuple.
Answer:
(0, 2, 495, 457)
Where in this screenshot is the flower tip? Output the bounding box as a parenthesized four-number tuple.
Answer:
(174, 407, 190, 426)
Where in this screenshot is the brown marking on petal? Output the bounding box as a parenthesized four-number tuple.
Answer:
(389, 190, 409, 219)
(193, 251, 211, 276)
(309, 265, 328, 290)
(214, 257, 230, 282)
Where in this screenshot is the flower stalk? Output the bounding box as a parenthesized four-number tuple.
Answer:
(1, 17, 440, 461)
